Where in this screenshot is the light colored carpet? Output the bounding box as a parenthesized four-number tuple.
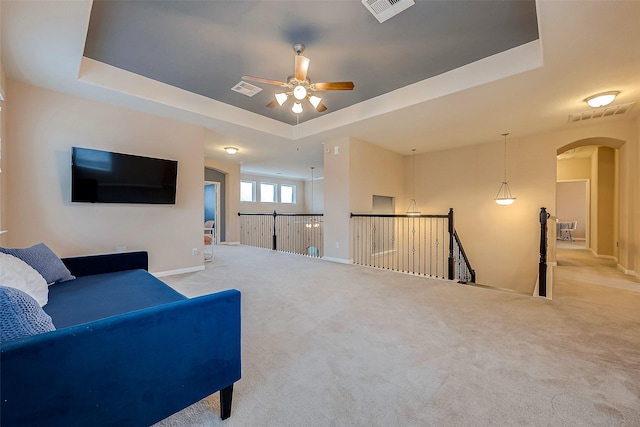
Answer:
(154, 244, 640, 426)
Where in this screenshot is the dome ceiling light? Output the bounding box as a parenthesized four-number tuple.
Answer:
(585, 91, 619, 108)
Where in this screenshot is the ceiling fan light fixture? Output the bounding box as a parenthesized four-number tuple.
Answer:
(585, 91, 619, 108)
(309, 95, 322, 109)
(242, 44, 354, 115)
(275, 92, 288, 106)
(293, 85, 307, 100)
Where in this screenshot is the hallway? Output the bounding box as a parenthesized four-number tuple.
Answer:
(554, 244, 640, 303)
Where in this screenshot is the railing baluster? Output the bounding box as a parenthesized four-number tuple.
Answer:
(350, 211, 474, 283)
(239, 211, 323, 258)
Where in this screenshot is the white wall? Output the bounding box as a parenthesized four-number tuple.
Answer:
(240, 173, 309, 214)
(4, 80, 205, 274)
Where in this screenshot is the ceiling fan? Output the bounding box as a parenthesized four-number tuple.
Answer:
(242, 43, 354, 114)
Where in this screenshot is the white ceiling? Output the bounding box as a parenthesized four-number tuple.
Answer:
(2, 1, 640, 180)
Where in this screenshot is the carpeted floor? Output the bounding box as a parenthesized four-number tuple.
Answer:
(154, 244, 640, 426)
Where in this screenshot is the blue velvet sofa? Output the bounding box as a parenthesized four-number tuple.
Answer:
(1, 251, 241, 426)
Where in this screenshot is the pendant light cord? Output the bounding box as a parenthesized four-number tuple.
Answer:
(411, 148, 416, 198)
(502, 133, 509, 182)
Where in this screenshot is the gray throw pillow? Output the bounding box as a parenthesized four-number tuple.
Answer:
(0, 285, 56, 343)
(0, 243, 75, 284)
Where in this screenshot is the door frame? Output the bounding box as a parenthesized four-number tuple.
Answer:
(205, 181, 221, 244)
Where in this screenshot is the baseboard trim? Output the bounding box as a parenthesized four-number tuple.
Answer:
(322, 256, 353, 264)
(153, 265, 205, 278)
(617, 264, 640, 278)
(589, 248, 618, 262)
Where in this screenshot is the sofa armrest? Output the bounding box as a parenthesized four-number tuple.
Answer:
(1, 289, 241, 426)
(61, 251, 149, 277)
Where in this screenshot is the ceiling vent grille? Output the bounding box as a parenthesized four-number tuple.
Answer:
(568, 102, 635, 123)
(231, 81, 263, 97)
(362, 0, 415, 23)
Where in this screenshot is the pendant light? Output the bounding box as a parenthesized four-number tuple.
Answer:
(306, 166, 321, 228)
(495, 133, 516, 205)
(406, 148, 421, 216)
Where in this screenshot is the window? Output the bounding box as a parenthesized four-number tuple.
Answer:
(240, 180, 255, 202)
(280, 184, 296, 204)
(260, 183, 277, 203)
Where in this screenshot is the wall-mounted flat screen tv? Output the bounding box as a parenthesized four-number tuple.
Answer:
(71, 147, 178, 204)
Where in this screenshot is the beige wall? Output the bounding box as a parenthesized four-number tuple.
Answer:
(406, 135, 555, 293)
(594, 147, 616, 257)
(323, 136, 405, 261)
(4, 80, 205, 274)
(349, 138, 404, 214)
(0, 48, 7, 239)
(323, 136, 351, 261)
(556, 181, 587, 239)
(321, 119, 640, 291)
(557, 157, 591, 181)
(634, 119, 640, 277)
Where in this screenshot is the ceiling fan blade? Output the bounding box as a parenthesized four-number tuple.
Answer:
(312, 81, 355, 91)
(265, 99, 279, 108)
(242, 75, 288, 87)
(316, 101, 328, 112)
(294, 55, 310, 81)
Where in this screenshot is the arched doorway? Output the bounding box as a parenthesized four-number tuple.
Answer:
(557, 138, 623, 260)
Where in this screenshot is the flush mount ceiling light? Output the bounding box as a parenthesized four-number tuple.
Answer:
(224, 147, 239, 155)
(585, 91, 619, 108)
(406, 148, 421, 216)
(495, 133, 516, 206)
(242, 44, 354, 115)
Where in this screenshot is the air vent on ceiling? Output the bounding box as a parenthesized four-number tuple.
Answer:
(568, 102, 635, 123)
(361, 0, 415, 23)
(231, 81, 263, 97)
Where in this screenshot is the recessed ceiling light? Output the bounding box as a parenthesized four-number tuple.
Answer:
(224, 147, 239, 155)
(585, 91, 619, 108)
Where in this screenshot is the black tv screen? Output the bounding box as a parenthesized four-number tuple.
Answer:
(71, 147, 178, 204)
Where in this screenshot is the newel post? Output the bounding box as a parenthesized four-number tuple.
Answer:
(448, 208, 455, 280)
(272, 210, 278, 251)
(538, 207, 550, 297)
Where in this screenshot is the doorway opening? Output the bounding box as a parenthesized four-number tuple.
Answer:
(556, 179, 588, 250)
(204, 167, 227, 244)
(557, 143, 618, 260)
(204, 181, 220, 246)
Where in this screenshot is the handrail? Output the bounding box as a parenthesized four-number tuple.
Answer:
(349, 213, 449, 218)
(350, 208, 475, 283)
(453, 229, 476, 283)
(238, 211, 324, 257)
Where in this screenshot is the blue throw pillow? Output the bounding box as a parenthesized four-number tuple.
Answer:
(0, 285, 56, 343)
(0, 243, 75, 284)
